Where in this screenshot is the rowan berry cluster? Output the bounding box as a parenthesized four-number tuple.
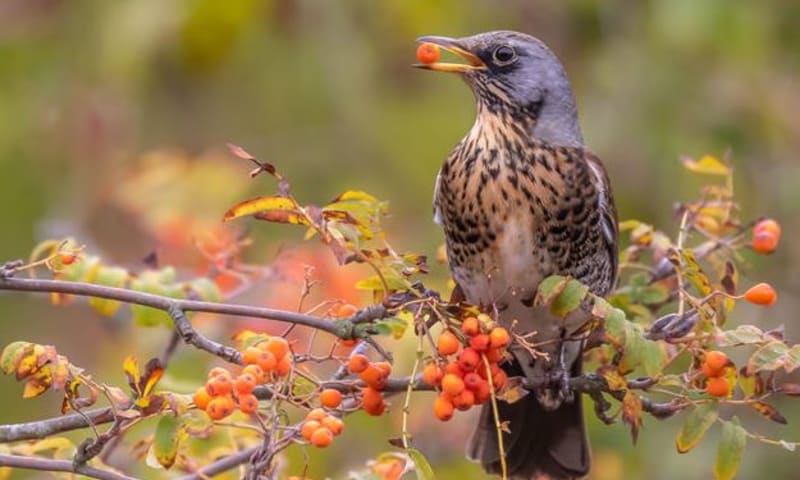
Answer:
(348, 354, 392, 416)
(424, 315, 511, 421)
(301, 407, 344, 448)
(193, 336, 292, 420)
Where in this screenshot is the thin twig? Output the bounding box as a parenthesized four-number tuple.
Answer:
(0, 453, 138, 480)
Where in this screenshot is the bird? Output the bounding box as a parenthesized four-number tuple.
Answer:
(415, 31, 618, 479)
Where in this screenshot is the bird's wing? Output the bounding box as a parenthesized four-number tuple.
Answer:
(432, 169, 443, 225)
(585, 151, 619, 291)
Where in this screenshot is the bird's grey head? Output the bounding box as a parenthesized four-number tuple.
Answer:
(416, 31, 583, 147)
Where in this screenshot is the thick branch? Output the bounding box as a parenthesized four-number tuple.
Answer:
(175, 446, 258, 480)
(0, 407, 114, 443)
(0, 453, 138, 480)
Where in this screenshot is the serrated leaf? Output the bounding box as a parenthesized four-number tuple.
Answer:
(682, 155, 730, 176)
(407, 448, 436, 480)
(676, 403, 718, 453)
(152, 414, 182, 469)
(713, 417, 746, 480)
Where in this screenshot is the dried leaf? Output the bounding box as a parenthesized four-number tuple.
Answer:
(151, 414, 183, 469)
(748, 401, 787, 424)
(223, 196, 304, 223)
(682, 155, 730, 176)
(622, 391, 643, 443)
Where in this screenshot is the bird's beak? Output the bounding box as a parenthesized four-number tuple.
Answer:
(413, 36, 486, 72)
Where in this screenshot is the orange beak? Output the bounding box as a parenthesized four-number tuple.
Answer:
(413, 36, 486, 72)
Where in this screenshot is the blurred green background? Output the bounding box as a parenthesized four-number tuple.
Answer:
(1, 0, 800, 479)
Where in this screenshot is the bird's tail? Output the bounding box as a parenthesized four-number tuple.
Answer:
(466, 362, 590, 480)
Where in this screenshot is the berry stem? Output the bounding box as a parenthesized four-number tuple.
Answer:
(482, 354, 507, 480)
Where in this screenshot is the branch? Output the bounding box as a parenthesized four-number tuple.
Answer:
(0, 407, 114, 443)
(0, 453, 138, 480)
(175, 446, 258, 480)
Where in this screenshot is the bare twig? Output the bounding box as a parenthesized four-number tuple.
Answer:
(0, 407, 115, 443)
(0, 453, 138, 480)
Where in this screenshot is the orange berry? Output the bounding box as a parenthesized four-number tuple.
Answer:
(705, 376, 731, 397)
(301, 419, 320, 441)
(452, 389, 475, 411)
(492, 369, 507, 390)
(444, 361, 464, 378)
(207, 367, 231, 380)
(754, 219, 781, 238)
(206, 395, 235, 420)
(752, 231, 779, 254)
(485, 347, 504, 364)
(256, 350, 278, 372)
(416, 43, 441, 65)
(274, 355, 292, 377)
(458, 348, 481, 372)
(374, 361, 392, 378)
(193, 387, 212, 410)
(59, 253, 77, 265)
(348, 354, 370, 374)
(234, 374, 257, 395)
(242, 346, 263, 366)
(489, 327, 510, 349)
(237, 393, 259, 414)
(433, 394, 455, 421)
(320, 388, 343, 409)
(744, 283, 778, 306)
(322, 415, 344, 436)
(437, 331, 461, 356)
(461, 317, 480, 336)
(310, 426, 334, 448)
(333, 303, 359, 318)
(422, 363, 444, 386)
(463, 372, 483, 392)
(340, 339, 358, 348)
(360, 365, 386, 390)
(441, 373, 465, 397)
(361, 387, 384, 411)
(307, 408, 327, 422)
(364, 400, 386, 416)
(263, 337, 290, 361)
(242, 364, 266, 383)
(206, 375, 232, 397)
(702, 351, 730, 378)
(470, 334, 490, 352)
(474, 380, 491, 404)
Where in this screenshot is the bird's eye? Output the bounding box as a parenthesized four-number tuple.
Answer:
(492, 46, 516, 65)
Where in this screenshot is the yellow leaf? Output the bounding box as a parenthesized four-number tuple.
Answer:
(123, 355, 141, 396)
(223, 196, 303, 222)
(682, 155, 730, 176)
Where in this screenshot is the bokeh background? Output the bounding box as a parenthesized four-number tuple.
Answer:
(1, 1, 799, 479)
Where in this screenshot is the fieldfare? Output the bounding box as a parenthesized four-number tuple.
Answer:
(416, 31, 618, 480)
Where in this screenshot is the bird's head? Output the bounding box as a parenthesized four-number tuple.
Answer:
(415, 31, 583, 146)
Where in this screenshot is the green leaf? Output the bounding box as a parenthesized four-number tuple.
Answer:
(713, 417, 746, 480)
(152, 414, 182, 469)
(1, 341, 31, 375)
(87, 266, 129, 316)
(536, 275, 569, 305)
(676, 403, 718, 453)
(746, 341, 790, 374)
(407, 448, 436, 480)
(549, 279, 589, 317)
(187, 277, 222, 302)
(372, 316, 408, 340)
(717, 325, 766, 347)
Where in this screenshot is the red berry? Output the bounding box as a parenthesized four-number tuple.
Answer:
(310, 427, 334, 448)
(237, 393, 259, 414)
(416, 43, 441, 65)
(60, 253, 77, 265)
(461, 316, 480, 336)
(422, 363, 444, 386)
(301, 420, 320, 441)
(206, 395, 235, 420)
(744, 283, 777, 306)
(452, 389, 476, 411)
(441, 373, 465, 397)
(437, 331, 461, 356)
(206, 375, 232, 397)
(233, 374, 257, 395)
(320, 388, 342, 409)
(489, 327, 510, 349)
(705, 377, 731, 397)
(348, 354, 370, 374)
(702, 351, 730, 378)
(470, 334, 490, 352)
(433, 394, 454, 421)
(458, 348, 481, 372)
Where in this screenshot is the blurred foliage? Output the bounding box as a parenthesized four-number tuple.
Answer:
(1, 0, 800, 479)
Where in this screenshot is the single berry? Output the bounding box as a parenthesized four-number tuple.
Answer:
(752, 231, 779, 254)
(256, 350, 277, 373)
(489, 327, 511, 349)
(206, 395, 235, 420)
(207, 367, 231, 380)
(461, 316, 480, 336)
(322, 415, 344, 436)
(237, 393, 259, 414)
(452, 389, 476, 411)
(485, 347, 504, 364)
(705, 376, 731, 397)
(744, 283, 778, 306)
(206, 375, 232, 397)
(320, 388, 343, 409)
(702, 351, 730, 378)
(491, 368, 508, 390)
(262, 337, 290, 361)
(458, 348, 481, 372)
(474, 380, 491, 404)
(444, 361, 464, 377)
(374, 361, 392, 378)
(422, 363, 444, 386)
(60, 253, 77, 265)
(469, 334, 490, 352)
(433, 394, 455, 421)
(416, 42, 441, 65)
(332, 303, 359, 318)
(242, 364, 266, 383)
(348, 354, 370, 374)
(463, 372, 483, 392)
(301, 420, 321, 441)
(234, 373, 257, 395)
(193, 387, 212, 410)
(242, 346, 263, 366)
(754, 218, 781, 238)
(361, 387, 384, 411)
(437, 331, 461, 356)
(275, 355, 292, 377)
(441, 373, 465, 397)
(310, 426, 334, 448)
(307, 408, 327, 422)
